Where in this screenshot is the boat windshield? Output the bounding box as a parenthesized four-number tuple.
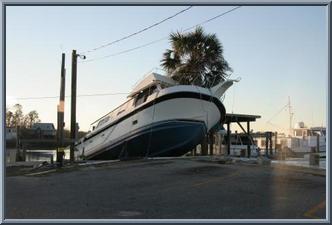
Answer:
(134, 85, 158, 107)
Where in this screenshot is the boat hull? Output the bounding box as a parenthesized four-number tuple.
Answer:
(88, 120, 206, 160)
(75, 89, 226, 160)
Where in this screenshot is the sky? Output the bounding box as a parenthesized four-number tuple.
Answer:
(5, 5, 328, 133)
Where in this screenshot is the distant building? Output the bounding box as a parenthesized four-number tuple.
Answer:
(6, 127, 17, 141)
(253, 122, 326, 154)
(285, 122, 326, 153)
(31, 123, 56, 138)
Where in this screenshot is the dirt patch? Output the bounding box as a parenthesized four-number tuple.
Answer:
(177, 165, 226, 176)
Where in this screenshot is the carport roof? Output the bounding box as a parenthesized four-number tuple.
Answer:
(225, 113, 261, 123)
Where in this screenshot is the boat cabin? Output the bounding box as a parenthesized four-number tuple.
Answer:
(89, 73, 177, 132)
(129, 73, 177, 107)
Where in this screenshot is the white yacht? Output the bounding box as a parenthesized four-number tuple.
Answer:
(285, 122, 326, 153)
(74, 73, 238, 160)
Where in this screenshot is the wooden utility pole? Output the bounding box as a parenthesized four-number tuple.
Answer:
(57, 53, 66, 162)
(70, 50, 77, 162)
(201, 134, 208, 156)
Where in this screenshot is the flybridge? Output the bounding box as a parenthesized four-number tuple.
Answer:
(128, 73, 177, 98)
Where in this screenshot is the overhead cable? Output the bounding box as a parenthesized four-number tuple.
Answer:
(81, 6, 241, 63)
(79, 6, 193, 54)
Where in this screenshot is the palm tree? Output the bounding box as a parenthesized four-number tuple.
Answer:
(161, 26, 232, 88)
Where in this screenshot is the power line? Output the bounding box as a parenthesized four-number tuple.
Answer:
(15, 92, 129, 100)
(80, 6, 241, 63)
(81, 37, 168, 62)
(183, 6, 241, 32)
(79, 6, 193, 54)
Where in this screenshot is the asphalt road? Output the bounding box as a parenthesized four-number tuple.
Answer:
(5, 158, 326, 219)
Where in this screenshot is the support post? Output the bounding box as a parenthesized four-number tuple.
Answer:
(227, 122, 230, 155)
(70, 50, 77, 162)
(247, 121, 250, 158)
(209, 132, 214, 156)
(192, 145, 197, 156)
(265, 132, 269, 157)
(269, 132, 273, 156)
(201, 134, 208, 156)
(274, 132, 278, 155)
(316, 134, 320, 153)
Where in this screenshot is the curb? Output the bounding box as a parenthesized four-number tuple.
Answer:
(25, 169, 57, 176)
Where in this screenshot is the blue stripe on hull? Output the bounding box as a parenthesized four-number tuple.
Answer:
(89, 120, 207, 160)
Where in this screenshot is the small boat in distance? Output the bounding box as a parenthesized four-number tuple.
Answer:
(74, 73, 238, 160)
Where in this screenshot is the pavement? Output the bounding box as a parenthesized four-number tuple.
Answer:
(5, 157, 326, 220)
(271, 157, 326, 170)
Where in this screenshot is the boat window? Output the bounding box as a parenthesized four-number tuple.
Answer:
(159, 83, 171, 89)
(134, 85, 157, 107)
(134, 91, 147, 106)
(148, 85, 157, 95)
(117, 109, 125, 116)
(97, 116, 110, 128)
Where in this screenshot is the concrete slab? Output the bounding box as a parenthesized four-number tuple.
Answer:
(5, 158, 326, 220)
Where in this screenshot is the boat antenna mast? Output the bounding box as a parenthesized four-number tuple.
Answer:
(288, 96, 294, 137)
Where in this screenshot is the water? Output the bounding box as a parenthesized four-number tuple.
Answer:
(25, 150, 56, 162)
